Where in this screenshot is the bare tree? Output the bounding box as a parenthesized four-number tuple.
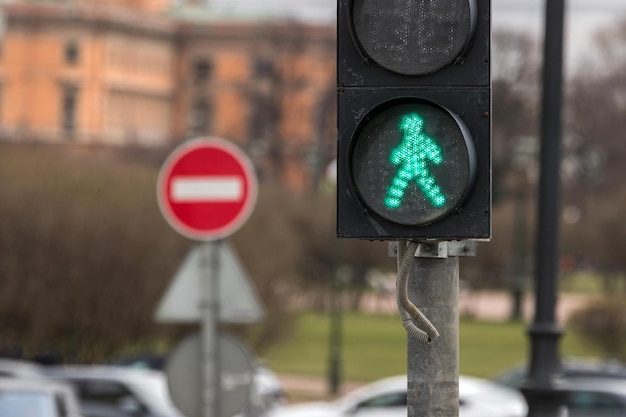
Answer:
(491, 30, 541, 204)
(560, 18, 626, 289)
(245, 21, 335, 191)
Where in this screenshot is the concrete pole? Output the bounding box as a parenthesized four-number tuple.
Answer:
(407, 248, 460, 417)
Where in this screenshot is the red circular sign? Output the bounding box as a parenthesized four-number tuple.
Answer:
(157, 138, 258, 241)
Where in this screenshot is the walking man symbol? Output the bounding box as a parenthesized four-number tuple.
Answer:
(384, 113, 446, 209)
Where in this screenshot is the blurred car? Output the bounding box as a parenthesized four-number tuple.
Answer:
(238, 365, 287, 417)
(0, 377, 84, 417)
(108, 353, 166, 371)
(43, 365, 185, 417)
(266, 374, 527, 417)
(253, 366, 286, 409)
(565, 378, 626, 417)
(0, 357, 48, 378)
(494, 359, 626, 388)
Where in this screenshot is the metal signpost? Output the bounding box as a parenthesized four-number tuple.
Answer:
(157, 137, 258, 417)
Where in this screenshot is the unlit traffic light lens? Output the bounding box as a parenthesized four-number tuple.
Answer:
(351, 101, 476, 226)
(352, 0, 475, 75)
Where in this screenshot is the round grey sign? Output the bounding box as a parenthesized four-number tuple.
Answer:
(165, 332, 254, 417)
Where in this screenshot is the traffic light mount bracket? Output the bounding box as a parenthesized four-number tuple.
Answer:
(388, 241, 478, 259)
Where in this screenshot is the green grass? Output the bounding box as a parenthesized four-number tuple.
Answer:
(560, 272, 605, 293)
(260, 311, 601, 383)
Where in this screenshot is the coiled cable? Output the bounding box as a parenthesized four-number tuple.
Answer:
(396, 241, 440, 344)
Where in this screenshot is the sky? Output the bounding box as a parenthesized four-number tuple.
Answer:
(204, 0, 626, 26)
(494, 0, 626, 65)
(200, 0, 626, 70)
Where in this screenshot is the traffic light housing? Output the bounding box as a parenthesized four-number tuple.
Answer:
(337, 0, 491, 240)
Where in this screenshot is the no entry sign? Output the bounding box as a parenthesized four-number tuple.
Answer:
(157, 138, 258, 241)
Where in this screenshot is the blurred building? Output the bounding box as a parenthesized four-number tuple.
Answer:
(0, 0, 336, 190)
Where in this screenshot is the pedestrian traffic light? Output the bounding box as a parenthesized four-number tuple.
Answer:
(337, 0, 491, 240)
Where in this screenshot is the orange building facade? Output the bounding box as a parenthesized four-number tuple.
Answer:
(0, 0, 336, 190)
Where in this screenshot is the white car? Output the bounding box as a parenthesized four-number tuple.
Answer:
(43, 365, 185, 417)
(267, 375, 527, 417)
(240, 365, 287, 416)
(0, 357, 48, 378)
(0, 377, 84, 417)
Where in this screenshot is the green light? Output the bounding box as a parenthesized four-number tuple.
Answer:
(384, 113, 446, 209)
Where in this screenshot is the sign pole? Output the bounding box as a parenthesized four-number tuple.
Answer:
(157, 138, 258, 417)
(201, 241, 222, 417)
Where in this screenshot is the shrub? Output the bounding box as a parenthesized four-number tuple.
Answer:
(568, 297, 626, 362)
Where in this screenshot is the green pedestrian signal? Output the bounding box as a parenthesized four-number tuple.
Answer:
(350, 100, 477, 227)
(385, 113, 446, 210)
(336, 0, 491, 240)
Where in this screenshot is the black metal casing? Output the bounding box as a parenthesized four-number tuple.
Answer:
(337, 0, 492, 240)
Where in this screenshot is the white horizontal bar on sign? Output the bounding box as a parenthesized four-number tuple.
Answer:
(171, 176, 243, 202)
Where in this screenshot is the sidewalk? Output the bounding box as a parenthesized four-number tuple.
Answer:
(358, 290, 590, 322)
(458, 291, 589, 322)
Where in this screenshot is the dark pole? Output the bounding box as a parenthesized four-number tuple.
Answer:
(520, 1, 568, 416)
(328, 269, 343, 395)
(328, 181, 342, 396)
(509, 178, 529, 322)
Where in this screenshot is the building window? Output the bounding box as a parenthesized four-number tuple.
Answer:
(64, 40, 79, 65)
(193, 59, 212, 82)
(248, 92, 276, 140)
(188, 99, 211, 134)
(253, 57, 275, 79)
(61, 87, 78, 135)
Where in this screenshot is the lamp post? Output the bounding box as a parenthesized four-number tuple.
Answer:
(520, 1, 569, 416)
